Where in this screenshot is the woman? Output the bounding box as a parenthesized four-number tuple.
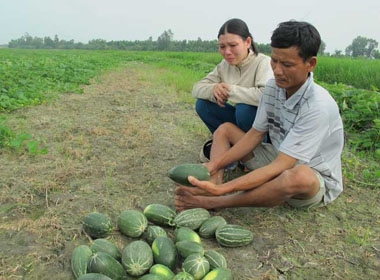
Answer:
(193, 18, 273, 162)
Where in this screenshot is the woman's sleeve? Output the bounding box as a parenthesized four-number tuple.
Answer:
(192, 65, 221, 103)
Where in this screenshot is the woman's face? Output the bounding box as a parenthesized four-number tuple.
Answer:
(218, 32, 251, 66)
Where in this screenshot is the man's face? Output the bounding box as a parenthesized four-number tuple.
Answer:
(270, 46, 316, 96)
(218, 33, 251, 66)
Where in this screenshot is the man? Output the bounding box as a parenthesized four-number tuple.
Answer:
(175, 20, 344, 211)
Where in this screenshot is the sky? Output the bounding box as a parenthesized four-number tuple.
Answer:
(1, 0, 379, 53)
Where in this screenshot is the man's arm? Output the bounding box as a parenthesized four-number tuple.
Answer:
(225, 152, 298, 192)
(191, 151, 298, 196)
(209, 128, 265, 174)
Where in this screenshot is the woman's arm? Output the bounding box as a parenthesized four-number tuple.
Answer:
(192, 65, 221, 102)
(228, 55, 273, 106)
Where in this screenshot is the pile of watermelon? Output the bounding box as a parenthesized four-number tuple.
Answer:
(71, 204, 254, 280)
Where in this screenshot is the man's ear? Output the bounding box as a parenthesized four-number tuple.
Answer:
(308, 56, 317, 71)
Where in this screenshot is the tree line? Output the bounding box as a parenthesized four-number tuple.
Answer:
(6, 30, 380, 58)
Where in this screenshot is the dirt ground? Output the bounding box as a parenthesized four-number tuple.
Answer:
(0, 64, 379, 280)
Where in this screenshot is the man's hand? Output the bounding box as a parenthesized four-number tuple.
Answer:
(186, 176, 229, 196)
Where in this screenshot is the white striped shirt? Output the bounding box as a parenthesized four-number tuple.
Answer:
(253, 73, 344, 204)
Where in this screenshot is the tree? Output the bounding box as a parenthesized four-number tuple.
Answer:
(345, 36, 379, 58)
(157, 29, 173, 50)
(87, 39, 108, 50)
(44, 36, 55, 49)
(319, 40, 326, 55)
(54, 34, 60, 47)
(332, 50, 343, 57)
(373, 49, 380, 59)
(257, 43, 271, 54)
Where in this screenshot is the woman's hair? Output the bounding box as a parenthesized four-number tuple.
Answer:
(218, 18, 259, 54)
(270, 20, 321, 61)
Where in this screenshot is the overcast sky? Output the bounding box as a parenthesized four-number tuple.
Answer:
(1, 0, 379, 53)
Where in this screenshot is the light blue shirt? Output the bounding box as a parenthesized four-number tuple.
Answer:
(253, 73, 344, 204)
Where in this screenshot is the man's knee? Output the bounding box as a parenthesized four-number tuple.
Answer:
(281, 165, 318, 196)
(214, 122, 236, 138)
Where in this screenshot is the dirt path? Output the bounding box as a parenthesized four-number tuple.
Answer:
(0, 64, 379, 279)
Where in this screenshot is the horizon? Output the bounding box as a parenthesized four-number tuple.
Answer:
(1, 0, 380, 53)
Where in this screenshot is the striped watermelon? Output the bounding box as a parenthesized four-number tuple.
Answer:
(198, 216, 227, 238)
(82, 212, 113, 238)
(143, 204, 176, 226)
(202, 267, 233, 280)
(215, 224, 253, 247)
(71, 245, 93, 278)
(173, 208, 210, 230)
(87, 252, 126, 280)
(174, 226, 202, 244)
(144, 225, 168, 244)
(182, 253, 210, 280)
(204, 250, 227, 269)
(117, 209, 147, 238)
(121, 240, 153, 276)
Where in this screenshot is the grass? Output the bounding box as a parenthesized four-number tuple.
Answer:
(0, 48, 379, 169)
(315, 56, 380, 91)
(0, 64, 379, 279)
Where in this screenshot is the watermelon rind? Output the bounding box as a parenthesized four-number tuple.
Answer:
(182, 253, 210, 280)
(121, 240, 153, 276)
(87, 252, 126, 280)
(71, 245, 93, 279)
(82, 212, 113, 239)
(215, 224, 254, 247)
(117, 209, 147, 238)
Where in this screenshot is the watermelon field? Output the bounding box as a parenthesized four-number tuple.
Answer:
(0, 49, 379, 279)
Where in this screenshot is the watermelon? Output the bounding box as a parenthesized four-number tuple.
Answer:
(173, 208, 210, 230)
(117, 209, 147, 238)
(202, 267, 233, 280)
(198, 216, 227, 238)
(82, 212, 113, 238)
(143, 203, 176, 226)
(144, 225, 168, 244)
(204, 250, 227, 269)
(174, 227, 201, 244)
(149, 264, 175, 280)
(121, 240, 153, 276)
(151, 236, 177, 270)
(176, 240, 204, 259)
(168, 163, 210, 186)
(90, 238, 121, 261)
(138, 274, 164, 280)
(215, 224, 254, 247)
(77, 273, 113, 280)
(173, 271, 195, 280)
(87, 252, 126, 280)
(182, 253, 210, 280)
(71, 245, 93, 279)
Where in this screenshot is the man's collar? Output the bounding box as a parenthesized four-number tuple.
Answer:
(282, 73, 314, 110)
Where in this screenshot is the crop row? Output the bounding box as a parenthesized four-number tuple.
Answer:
(0, 49, 379, 155)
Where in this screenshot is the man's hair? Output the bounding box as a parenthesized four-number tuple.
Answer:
(270, 20, 321, 61)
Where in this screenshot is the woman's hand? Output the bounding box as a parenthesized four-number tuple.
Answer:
(213, 83, 230, 107)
